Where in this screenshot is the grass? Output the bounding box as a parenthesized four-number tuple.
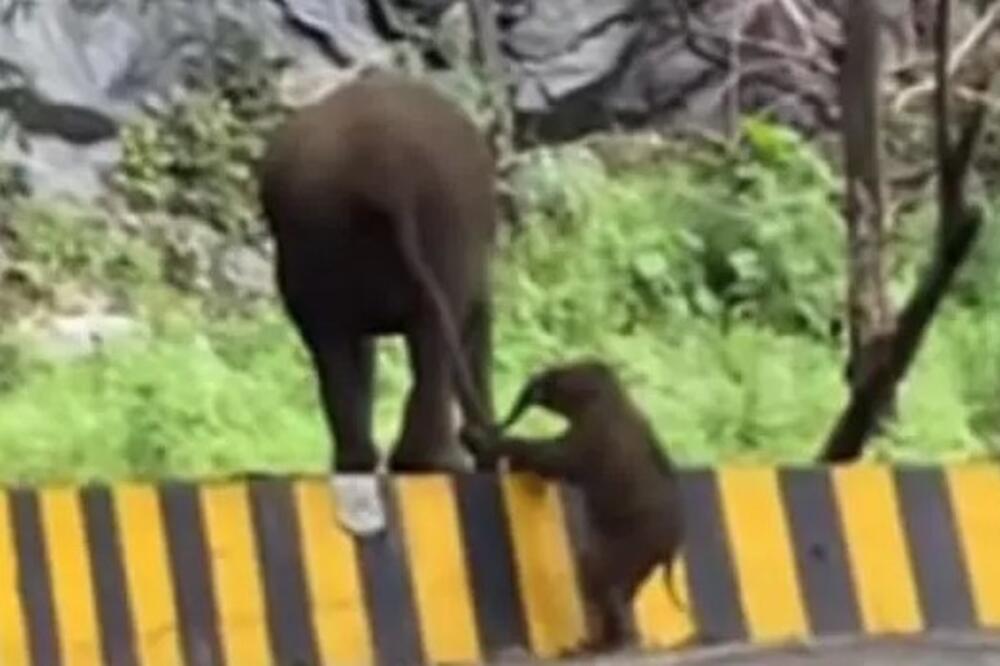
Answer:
(0, 123, 997, 484)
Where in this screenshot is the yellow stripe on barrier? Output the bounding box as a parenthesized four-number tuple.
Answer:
(114, 485, 184, 666)
(397, 476, 481, 664)
(502, 475, 584, 657)
(40, 488, 103, 666)
(718, 467, 809, 642)
(200, 484, 270, 666)
(634, 557, 695, 649)
(833, 466, 922, 634)
(294, 481, 373, 666)
(5, 465, 1000, 664)
(946, 465, 1000, 627)
(0, 494, 29, 666)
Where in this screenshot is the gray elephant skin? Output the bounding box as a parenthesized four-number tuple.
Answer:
(258, 70, 497, 473)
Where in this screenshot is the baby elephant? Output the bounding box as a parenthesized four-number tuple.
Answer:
(469, 360, 686, 654)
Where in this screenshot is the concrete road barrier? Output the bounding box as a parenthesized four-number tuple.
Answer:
(505, 632, 1000, 665)
(0, 464, 999, 664)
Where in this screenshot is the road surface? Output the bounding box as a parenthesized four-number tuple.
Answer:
(495, 631, 1000, 665)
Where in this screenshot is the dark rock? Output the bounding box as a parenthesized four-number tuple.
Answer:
(1, 0, 929, 194)
(156, 215, 224, 295)
(212, 242, 275, 300)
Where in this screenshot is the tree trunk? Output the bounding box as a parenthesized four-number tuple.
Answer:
(819, 0, 992, 463)
(839, 0, 896, 422)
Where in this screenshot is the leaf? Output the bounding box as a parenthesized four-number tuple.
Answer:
(742, 116, 798, 166)
(633, 251, 669, 281)
(692, 285, 721, 316)
(728, 248, 764, 281)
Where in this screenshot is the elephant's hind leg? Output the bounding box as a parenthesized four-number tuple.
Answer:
(389, 322, 473, 473)
(311, 336, 379, 473)
(457, 296, 496, 468)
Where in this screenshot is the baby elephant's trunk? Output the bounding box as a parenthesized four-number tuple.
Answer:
(499, 379, 541, 431)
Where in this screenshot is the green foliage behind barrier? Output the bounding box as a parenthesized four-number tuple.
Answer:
(0, 88, 998, 482)
(111, 51, 288, 241)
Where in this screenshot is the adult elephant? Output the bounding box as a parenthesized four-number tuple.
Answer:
(258, 70, 498, 473)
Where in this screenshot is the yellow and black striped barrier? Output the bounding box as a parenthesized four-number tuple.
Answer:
(1, 464, 1000, 665)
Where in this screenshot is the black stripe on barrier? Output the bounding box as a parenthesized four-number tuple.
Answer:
(10, 490, 61, 666)
(160, 483, 224, 666)
(557, 483, 590, 573)
(679, 470, 747, 643)
(557, 482, 677, 647)
(82, 486, 140, 666)
(453, 473, 530, 659)
(6, 466, 997, 664)
(780, 468, 861, 636)
(895, 466, 977, 630)
(248, 479, 322, 666)
(356, 478, 425, 666)
(557, 484, 594, 624)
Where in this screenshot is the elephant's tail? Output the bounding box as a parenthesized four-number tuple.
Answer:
(662, 555, 687, 613)
(393, 210, 495, 437)
(661, 500, 687, 613)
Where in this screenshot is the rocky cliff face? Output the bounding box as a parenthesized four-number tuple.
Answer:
(0, 0, 929, 197)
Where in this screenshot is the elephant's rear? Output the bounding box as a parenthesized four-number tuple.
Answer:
(257, 71, 498, 338)
(258, 71, 496, 244)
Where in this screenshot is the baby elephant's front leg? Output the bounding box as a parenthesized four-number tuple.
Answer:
(495, 436, 577, 481)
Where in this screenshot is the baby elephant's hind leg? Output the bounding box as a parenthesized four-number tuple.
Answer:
(576, 529, 669, 656)
(575, 540, 639, 654)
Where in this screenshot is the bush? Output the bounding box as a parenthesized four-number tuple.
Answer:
(498, 123, 845, 343)
(110, 54, 288, 241)
(0, 113, 998, 482)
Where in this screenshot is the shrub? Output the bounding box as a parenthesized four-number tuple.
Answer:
(111, 50, 288, 241)
(0, 109, 997, 481)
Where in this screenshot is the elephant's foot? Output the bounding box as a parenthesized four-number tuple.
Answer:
(458, 424, 501, 472)
(558, 634, 633, 660)
(388, 440, 474, 474)
(334, 445, 380, 474)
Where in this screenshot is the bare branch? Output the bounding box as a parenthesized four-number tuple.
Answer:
(892, 1, 1000, 112)
(935, 0, 954, 205)
(683, 21, 838, 76)
(954, 86, 1000, 113)
(820, 210, 982, 462)
(948, 55, 995, 192)
(819, 0, 994, 463)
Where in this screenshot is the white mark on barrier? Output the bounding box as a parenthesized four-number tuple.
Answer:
(331, 475, 386, 537)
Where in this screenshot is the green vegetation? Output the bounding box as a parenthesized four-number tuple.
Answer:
(111, 51, 288, 241)
(0, 80, 997, 484)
